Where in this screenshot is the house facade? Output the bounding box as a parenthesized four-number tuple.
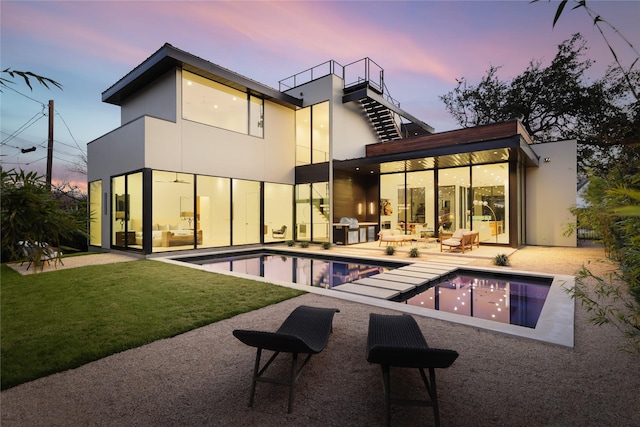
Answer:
(87, 43, 577, 255)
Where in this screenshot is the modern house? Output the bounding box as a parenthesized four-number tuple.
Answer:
(87, 43, 576, 255)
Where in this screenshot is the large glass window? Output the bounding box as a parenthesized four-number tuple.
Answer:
(438, 166, 470, 233)
(296, 101, 329, 166)
(264, 182, 293, 242)
(151, 171, 194, 252)
(295, 108, 311, 166)
(471, 163, 508, 243)
(197, 175, 231, 248)
(249, 95, 264, 138)
(89, 180, 102, 247)
(312, 182, 330, 242)
(296, 184, 311, 241)
(312, 102, 329, 163)
(182, 70, 263, 137)
(112, 172, 143, 249)
(232, 179, 261, 245)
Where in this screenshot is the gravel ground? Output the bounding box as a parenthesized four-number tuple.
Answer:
(2, 245, 638, 426)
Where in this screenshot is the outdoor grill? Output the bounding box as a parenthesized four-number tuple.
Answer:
(340, 217, 359, 229)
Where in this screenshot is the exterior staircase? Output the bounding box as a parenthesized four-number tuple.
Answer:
(359, 97, 402, 142)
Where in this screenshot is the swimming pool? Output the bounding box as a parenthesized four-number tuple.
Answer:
(398, 270, 552, 328)
(176, 250, 552, 329)
(180, 250, 401, 288)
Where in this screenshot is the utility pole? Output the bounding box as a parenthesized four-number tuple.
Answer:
(46, 100, 54, 189)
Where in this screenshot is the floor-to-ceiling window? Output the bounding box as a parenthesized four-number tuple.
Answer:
(378, 159, 510, 244)
(311, 102, 329, 164)
(438, 166, 470, 233)
(151, 171, 194, 252)
(471, 163, 509, 243)
(89, 180, 102, 247)
(407, 170, 435, 235)
(197, 175, 231, 248)
(312, 182, 330, 242)
(264, 182, 293, 242)
(296, 184, 311, 241)
(232, 179, 261, 245)
(296, 101, 329, 166)
(380, 173, 404, 231)
(112, 172, 143, 249)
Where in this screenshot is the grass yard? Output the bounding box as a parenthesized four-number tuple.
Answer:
(0, 260, 305, 390)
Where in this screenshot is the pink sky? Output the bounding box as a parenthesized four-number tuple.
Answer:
(2, 1, 638, 191)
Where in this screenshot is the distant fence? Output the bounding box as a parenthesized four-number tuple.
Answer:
(577, 228, 601, 240)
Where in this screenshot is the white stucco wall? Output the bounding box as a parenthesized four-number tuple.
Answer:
(526, 140, 577, 247)
(120, 69, 177, 124)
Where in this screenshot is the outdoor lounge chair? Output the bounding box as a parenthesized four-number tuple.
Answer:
(233, 305, 339, 413)
(440, 229, 479, 253)
(18, 241, 63, 271)
(378, 229, 413, 246)
(366, 313, 459, 427)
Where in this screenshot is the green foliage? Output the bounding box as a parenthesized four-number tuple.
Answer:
(0, 261, 304, 389)
(385, 246, 396, 255)
(1, 68, 62, 91)
(567, 164, 640, 354)
(1, 168, 88, 264)
(409, 247, 420, 258)
(322, 241, 331, 250)
(570, 263, 640, 354)
(286, 240, 295, 247)
(299, 241, 309, 248)
(439, 34, 639, 176)
(493, 253, 510, 266)
(532, 0, 639, 101)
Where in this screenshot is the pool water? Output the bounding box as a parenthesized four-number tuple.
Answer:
(399, 271, 551, 328)
(180, 252, 552, 329)
(189, 252, 394, 288)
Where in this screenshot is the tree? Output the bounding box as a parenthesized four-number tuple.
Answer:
(532, 0, 639, 101)
(440, 34, 638, 176)
(1, 168, 88, 266)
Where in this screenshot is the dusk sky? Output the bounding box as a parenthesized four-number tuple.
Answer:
(1, 0, 638, 190)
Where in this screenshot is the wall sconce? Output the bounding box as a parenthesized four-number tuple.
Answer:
(357, 203, 363, 215)
(369, 202, 375, 215)
(544, 157, 551, 163)
(181, 211, 194, 228)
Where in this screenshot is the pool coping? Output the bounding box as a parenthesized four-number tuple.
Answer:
(158, 249, 575, 348)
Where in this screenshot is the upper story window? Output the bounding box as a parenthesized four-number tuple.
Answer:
(296, 101, 329, 166)
(182, 70, 263, 137)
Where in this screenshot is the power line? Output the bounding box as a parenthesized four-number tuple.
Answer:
(2, 85, 47, 106)
(0, 107, 47, 146)
(55, 111, 83, 152)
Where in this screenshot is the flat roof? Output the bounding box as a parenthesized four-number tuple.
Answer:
(102, 43, 303, 109)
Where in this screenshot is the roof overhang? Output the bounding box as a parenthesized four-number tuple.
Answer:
(335, 121, 541, 174)
(102, 43, 303, 109)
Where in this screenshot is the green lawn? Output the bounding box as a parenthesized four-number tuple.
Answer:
(0, 260, 305, 390)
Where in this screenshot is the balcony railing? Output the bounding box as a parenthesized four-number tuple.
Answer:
(279, 58, 400, 108)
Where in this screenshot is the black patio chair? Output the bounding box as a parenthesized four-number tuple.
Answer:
(233, 305, 339, 413)
(366, 313, 459, 427)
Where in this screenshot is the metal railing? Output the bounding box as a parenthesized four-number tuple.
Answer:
(278, 58, 401, 108)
